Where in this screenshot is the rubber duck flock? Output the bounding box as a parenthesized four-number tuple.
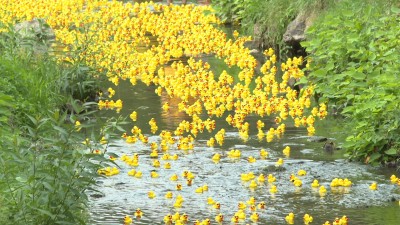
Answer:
(2, 1, 398, 224)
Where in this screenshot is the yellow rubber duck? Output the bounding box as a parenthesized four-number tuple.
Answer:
(173, 199, 183, 208)
(128, 169, 136, 176)
(186, 179, 193, 186)
(248, 156, 256, 163)
(212, 153, 221, 161)
(297, 169, 307, 176)
(176, 183, 182, 191)
(150, 149, 158, 158)
(128, 159, 139, 167)
(162, 153, 170, 160)
(369, 182, 377, 190)
(176, 194, 184, 202)
(231, 215, 240, 223)
(241, 173, 252, 182)
(390, 174, 398, 184)
(195, 186, 204, 193)
(275, 158, 284, 167)
(247, 172, 255, 179)
(319, 185, 327, 196)
(213, 202, 221, 210)
(124, 215, 133, 225)
(163, 214, 172, 224)
(247, 196, 256, 205)
(215, 213, 224, 223)
(171, 154, 179, 160)
(170, 174, 179, 181)
(323, 221, 331, 225)
(134, 208, 143, 218)
(148, 191, 156, 199)
(340, 215, 348, 225)
(257, 201, 266, 209)
(311, 179, 320, 188)
(260, 149, 269, 158)
(235, 209, 246, 220)
(237, 201, 246, 210)
(249, 180, 258, 188)
(283, 146, 290, 157)
(250, 212, 259, 222)
(202, 184, 209, 191)
(172, 212, 180, 221)
(303, 214, 313, 225)
(180, 213, 188, 222)
(285, 212, 295, 224)
(330, 178, 339, 187)
(187, 171, 195, 179)
(233, 149, 242, 158)
(343, 178, 352, 187)
(268, 174, 276, 183)
(269, 185, 278, 194)
(134, 171, 142, 178)
(207, 197, 215, 205)
(165, 191, 173, 199)
(150, 171, 159, 178)
(164, 162, 171, 169)
(152, 159, 160, 168)
(293, 179, 303, 187)
(182, 170, 189, 178)
(175, 220, 184, 225)
(201, 218, 211, 225)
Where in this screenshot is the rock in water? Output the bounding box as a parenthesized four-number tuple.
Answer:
(14, 18, 55, 41)
(323, 141, 335, 151)
(307, 136, 328, 142)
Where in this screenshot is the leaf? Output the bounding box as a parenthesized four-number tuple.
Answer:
(369, 152, 381, 162)
(52, 125, 68, 136)
(390, 7, 400, 14)
(107, 152, 119, 158)
(385, 148, 398, 155)
(352, 71, 366, 80)
(15, 176, 27, 183)
(31, 207, 55, 219)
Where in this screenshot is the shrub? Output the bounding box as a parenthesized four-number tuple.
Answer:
(302, 0, 400, 166)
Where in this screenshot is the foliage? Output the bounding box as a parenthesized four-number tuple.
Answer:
(0, 22, 101, 126)
(0, 22, 121, 224)
(213, 0, 332, 57)
(212, 0, 247, 24)
(302, 0, 400, 166)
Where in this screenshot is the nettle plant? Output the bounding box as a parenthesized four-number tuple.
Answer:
(302, 1, 400, 166)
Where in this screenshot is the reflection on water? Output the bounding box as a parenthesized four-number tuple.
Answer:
(91, 77, 400, 224)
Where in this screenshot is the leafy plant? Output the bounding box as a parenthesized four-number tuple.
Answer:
(213, 0, 334, 58)
(0, 20, 119, 224)
(302, 0, 400, 166)
(212, 0, 247, 24)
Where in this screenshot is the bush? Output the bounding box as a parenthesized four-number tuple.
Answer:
(302, 0, 400, 166)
